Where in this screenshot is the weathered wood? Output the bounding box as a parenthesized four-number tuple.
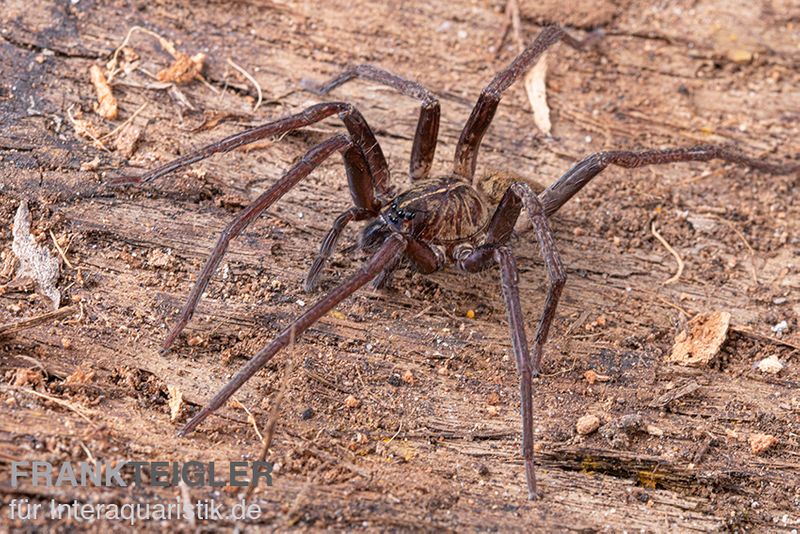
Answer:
(1, 0, 798, 531)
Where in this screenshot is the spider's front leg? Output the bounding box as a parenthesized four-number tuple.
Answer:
(159, 135, 373, 350)
(179, 234, 408, 436)
(302, 64, 440, 181)
(457, 183, 566, 500)
(118, 101, 395, 348)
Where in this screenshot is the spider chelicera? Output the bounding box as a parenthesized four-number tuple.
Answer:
(123, 25, 798, 499)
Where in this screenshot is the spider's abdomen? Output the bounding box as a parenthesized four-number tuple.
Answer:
(385, 176, 489, 245)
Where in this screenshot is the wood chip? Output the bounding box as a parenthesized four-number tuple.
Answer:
(749, 433, 778, 455)
(167, 384, 184, 421)
(12, 201, 61, 309)
(666, 311, 731, 366)
(584, 370, 611, 384)
(89, 65, 118, 120)
(64, 366, 96, 385)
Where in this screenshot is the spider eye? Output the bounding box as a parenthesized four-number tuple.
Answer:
(389, 214, 398, 223)
(403, 211, 414, 220)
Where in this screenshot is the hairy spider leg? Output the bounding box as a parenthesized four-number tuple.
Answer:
(453, 25, 600, 180)
(457, 183, 565, 500)
(303, 64, 440, 181)
(159, 134, 371, 350)
(179, 233, 408, 436)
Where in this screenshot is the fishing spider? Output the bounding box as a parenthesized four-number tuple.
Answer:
(126, 25, 798, 499)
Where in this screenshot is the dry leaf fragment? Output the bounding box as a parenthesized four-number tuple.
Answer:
(12, 201, 61, 309)
(523, 51, 551, 135)
(168, 384, 185, 421)
(749, 433, 778, 455)
(89, 65, 118, 120)
(666, 311, 731, 366)
(157, 51, 206, 84)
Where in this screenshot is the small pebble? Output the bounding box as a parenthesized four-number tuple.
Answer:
(466, 309, 475, 320)
(773, 297, 787, 305)
(61, 337, 73, 349)
(402, 370, 414, 384)
(300, 407, 314, 420)
(576, 414, 601, 435)
(344, 395, 360, 409)
(771, 320, 788, 334)
(388, 374, 402, 387)
(755, 355, 783, 374)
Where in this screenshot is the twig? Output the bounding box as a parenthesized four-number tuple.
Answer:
(0, 305, 78, 337)
(99, 102, 148, 141)
(227, 58, 263, 112)
(731, 326, 800, 352)
(5, 386, 97, 427)
(384, 421, 403, 445)
(651, 221, 684, 285)
(705, 213, 759, 284)
(232, 400, 263, 441)
(66, 105, 111, 153)
(49, 230, 74, 269)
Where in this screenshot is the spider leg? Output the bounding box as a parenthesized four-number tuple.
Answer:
(305, 206, 373, 292)
(539, 145, 800, 217)
(178, 233, 407, 436)
(161, 135, 371, 351)
(495, 246, 538, 500)
(456, 184, 566, 500)
(453, 25, 599, 180)
(303, 64, 440, 181)
(116, 101, 391, 197)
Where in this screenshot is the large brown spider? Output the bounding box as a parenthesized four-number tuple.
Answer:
(124, 25, 798, 499)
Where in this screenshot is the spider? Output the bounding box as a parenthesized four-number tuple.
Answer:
(124, 25, 798, 500)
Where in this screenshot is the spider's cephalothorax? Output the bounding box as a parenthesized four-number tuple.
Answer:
(360, 175, 490, 258)
(125, 25, 799, 501)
